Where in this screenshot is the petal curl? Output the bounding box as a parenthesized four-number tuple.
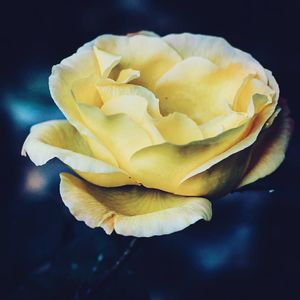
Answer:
(199, 110, 248, 139)
(181, 103, 277, 182)
(156, 57, 253, 123)
(233, 75, 274, 115)
(101, 95, 164, 144)
(176, 148, 251, 196)
(155, 112, 204, 144)
(49, 49, 118, 165)
(60, 173, 212, 237)
(97, 83, 161, 118)
(22, 120, 136, 187)
(116, 68, 140, 83)
(129, 97, 277, 195)
(127, 31, 160, 38)
(163, 33, 268, 83)
(93, 34, 182, 90)
(129, 122, 250, 195)
(71, 75, 102, 107)
(239, 101, 293, 187)
(77, 103, 153, 170)
(93, 46, 121, 78)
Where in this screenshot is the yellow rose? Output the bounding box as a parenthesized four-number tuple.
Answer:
(22, 31, 293, 237)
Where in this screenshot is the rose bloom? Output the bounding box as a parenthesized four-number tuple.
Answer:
(22, 31, 293, 237)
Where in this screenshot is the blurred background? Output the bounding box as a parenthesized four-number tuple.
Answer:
(1, 0, 299, 299)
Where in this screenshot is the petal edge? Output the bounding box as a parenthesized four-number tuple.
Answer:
(60, 173, 212, 237)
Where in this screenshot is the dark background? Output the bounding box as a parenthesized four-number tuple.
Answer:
(1, 0, 299, 299)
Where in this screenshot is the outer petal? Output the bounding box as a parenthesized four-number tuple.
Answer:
(176, 148, 251, 197)
(127, 30, 160, 38)
(163, 33, 268, 83)
(60, 173, 212, 237)
(22, 120, 136, 187)
(50, 47, 102, 108)
(129, 122, 250, 195)
(129, 97, 277, 196)
(71, 74, 102, 107)
(239, 102, 293, 187)
(181, 102, 277, 182)
(265, 69, 279, 101)
(49, 49, 118, 166)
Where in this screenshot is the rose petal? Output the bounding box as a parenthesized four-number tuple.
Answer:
(176, 148, 251, 197)
(77, 103, 153, 171)
(97, 83, 161, 118)
(101, 95, 164, 144)
(199, 110, 248, 139)
(93, 46, 121, 78)
(163, 33, 268, 83)
(239, 101, 293, 187)
(156, 57, 253, 123)
(22, 120, 136, 187)
(233, 75, 274, 114)
(49, 49, 118, 165)
(155, 112, 204, 144)
(129, 94, 278, 196)
(60, 173, 212, 237)
(71, 74, 102, 107)
(265, 69, 280, 101)
(93, 34, 182, 90)
(181, 102, 276, 182)
(127, 31, 160, 38)
(129, 121, 249, 195)
(116, 68, 140, 83)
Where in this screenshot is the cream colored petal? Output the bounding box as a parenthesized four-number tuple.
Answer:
(181, 103, 277, 182)
(49, 49, 157, 168)
(233, 75, 274, 115)
(22, 120, 136, 187)
(49, 51, 118, 165)
(129, 122, 250, 195)
(93, 34, 182, 90)
(199, 111, 248, 139)
(156, 56, 253, 123)
(50, 47, 104, 110)
(163, 33, 268, 83)
(49, 49, 95, 125)
(60, 173, 212, 237)
(239, 102, 293, 187)
(176, 148, 252, 196)
(265, 69, 280, 102)
(129, 97, 277, 196)
(71, 74, 102, 106)
(77, 103, 153, 170)
(127, 30, 160, 38)
(101, 95, 164, 144)
(116, 68, 140, 83)
(93, 46, 121, 78)
(155, 112, 204, 144)
(84, 135, 118, 167)
(97, 83, 161, 118)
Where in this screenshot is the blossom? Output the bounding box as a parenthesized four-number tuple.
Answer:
(22, 32, 292, 237)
